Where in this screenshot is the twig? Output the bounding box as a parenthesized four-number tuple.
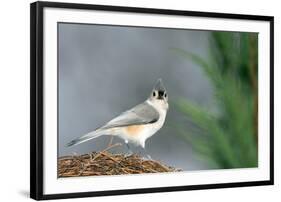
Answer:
(91, 143, 122, 161)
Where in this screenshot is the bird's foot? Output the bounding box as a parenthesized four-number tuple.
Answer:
(142, 154, 153, 160)
(124, 151, 134, 157)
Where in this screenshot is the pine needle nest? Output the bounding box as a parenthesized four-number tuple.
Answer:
(59, 143, 181, 177)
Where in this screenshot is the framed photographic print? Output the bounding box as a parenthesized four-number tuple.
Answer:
(30, 1, 274, 200)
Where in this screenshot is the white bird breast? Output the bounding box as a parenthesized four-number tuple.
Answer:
(139, 99, 168, 146)
(118, 99, 168, 148)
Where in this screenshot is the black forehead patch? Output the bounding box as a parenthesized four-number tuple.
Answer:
(158, 90, 165, 97)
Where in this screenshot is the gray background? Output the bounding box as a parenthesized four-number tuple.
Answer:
(58, 23, 213, 170)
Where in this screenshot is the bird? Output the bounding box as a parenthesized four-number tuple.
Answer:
(66, 78, 169, 159)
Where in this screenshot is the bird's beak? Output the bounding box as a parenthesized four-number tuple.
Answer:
(158, 91, 165, 99)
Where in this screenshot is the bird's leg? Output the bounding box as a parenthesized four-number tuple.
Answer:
(140, 141, 152, 160)
(141, 146, 152, 160)
(107, 136, 114, 147)
(124, 140, 133, 157)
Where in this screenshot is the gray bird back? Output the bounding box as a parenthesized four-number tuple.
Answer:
(100, 101, 159, 130)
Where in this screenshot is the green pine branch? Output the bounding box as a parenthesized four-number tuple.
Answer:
(172, 32, 258, 169)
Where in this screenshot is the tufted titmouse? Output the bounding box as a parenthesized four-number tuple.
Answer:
(66, 79, 169, 158)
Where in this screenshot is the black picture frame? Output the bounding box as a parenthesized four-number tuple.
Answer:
(30, 1, 274, 200)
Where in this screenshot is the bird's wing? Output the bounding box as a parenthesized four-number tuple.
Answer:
(100, 101, 159, 130)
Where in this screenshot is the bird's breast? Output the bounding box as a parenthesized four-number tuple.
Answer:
(119, 105, 167, 146)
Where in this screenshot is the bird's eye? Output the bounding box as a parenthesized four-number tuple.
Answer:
(164, 92, 167, 97)
(153, 91, 156, 97)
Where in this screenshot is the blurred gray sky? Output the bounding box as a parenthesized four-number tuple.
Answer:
(58, 23, 213, 170)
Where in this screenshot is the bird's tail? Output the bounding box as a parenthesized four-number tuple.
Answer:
(66, 129, 106, 147)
